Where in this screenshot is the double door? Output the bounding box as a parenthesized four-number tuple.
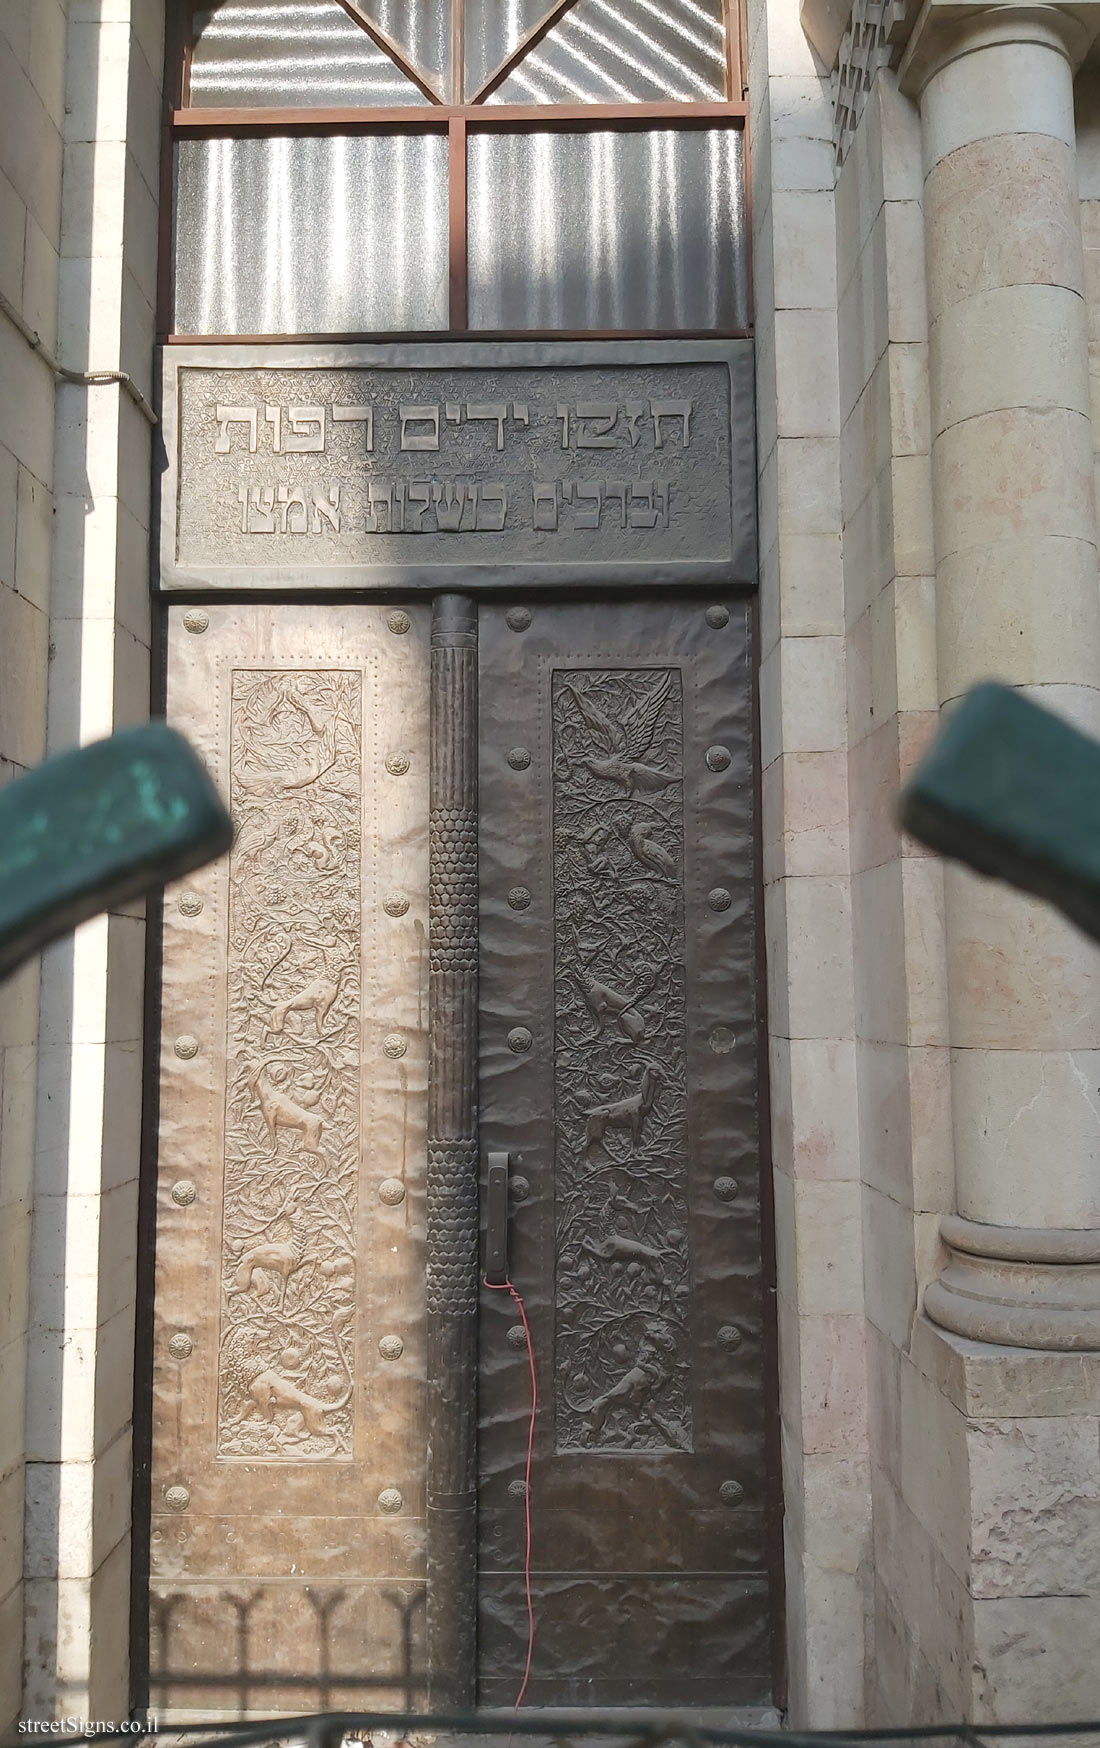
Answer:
(145, 593, 776, 1717)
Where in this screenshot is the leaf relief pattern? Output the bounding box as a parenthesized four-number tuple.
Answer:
(553, 668, 692, 1454)
(217, 670, 362, 1460)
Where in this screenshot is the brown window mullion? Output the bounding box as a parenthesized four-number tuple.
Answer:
(449, 114, 468, 331)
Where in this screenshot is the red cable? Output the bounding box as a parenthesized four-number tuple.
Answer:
(483, 1276, 537, 1708)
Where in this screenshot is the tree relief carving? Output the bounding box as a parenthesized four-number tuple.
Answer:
(552, 668, 692, 1454)
(217, 670, 362, 1460)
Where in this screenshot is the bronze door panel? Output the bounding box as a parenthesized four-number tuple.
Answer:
(149, 602, 430, 1718)
(477, 597, 771, 1707)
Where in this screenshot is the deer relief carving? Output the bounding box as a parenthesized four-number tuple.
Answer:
(552, 669, 693, 1454)
(217, 670, 362, 1461)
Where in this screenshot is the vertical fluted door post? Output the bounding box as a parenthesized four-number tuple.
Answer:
(425, 593, 480, 1706)
(900, 3, 1100, 1346)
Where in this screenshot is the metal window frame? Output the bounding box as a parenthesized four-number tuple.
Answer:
(160, 0, 751, 342)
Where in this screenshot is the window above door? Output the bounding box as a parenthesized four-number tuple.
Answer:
(166, 0, 750, 339)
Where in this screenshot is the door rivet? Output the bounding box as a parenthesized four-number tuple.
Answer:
(508, 1479, 528, 1500)
(385, 753, 411, 776)
(507, 746, 531, 771)
(717, 1324, 743, 1350)
(379, 1334, 405, 1361)
(705, 605, 730, 629)
(387, 610, 411, 635)
(168, 1333, 194, 1359)
(164, 1484, 191, 1512)
(719, 1479, 744, 1506)
(174, 1034, 200, 1059)
(177, 891, 204, 916)
(506, 607, 532, 632)
(378, 1178, 406, 1206)
(378, 1488, 403, 1514)
(707, 887, 732, 913)
(508, 1026, 533, 1053)
(183, 608, 209, 634)
(511, 1175, 530, 1202)
(383, 893, 410, 917)
(507, 1323, 528, 1349)
(714, 1176, 739, 1203)
(508, 887, 532, 911)
(706, 745, 732, 772)
(709, 1025, 736, 1053)
(383, 1033, 407, 1058)
(171, 1180, 197, 1207)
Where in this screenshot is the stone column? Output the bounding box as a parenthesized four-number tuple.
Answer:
(900, 1, 1100, 1347)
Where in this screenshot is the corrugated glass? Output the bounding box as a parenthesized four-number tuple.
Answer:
(467, 127, 747, 330)
(188, 0, 428, 108)
(485, 0, 728, 104)
(174, 133, 449, 334)
(349, 0, 451, 98)
(464, 0, 553, 100)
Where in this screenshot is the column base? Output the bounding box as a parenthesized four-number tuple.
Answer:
(925, 1215, 1100, 1349)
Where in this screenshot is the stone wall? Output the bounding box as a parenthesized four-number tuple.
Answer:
(0, 0, 161, 1728)
(0, 0, 67, 1730)
(748, 0, 873, 1721)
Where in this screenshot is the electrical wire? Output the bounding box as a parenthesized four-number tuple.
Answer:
(483, 1275, 537, 1708)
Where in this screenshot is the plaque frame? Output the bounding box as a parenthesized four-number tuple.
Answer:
(156, 339, 756, 595)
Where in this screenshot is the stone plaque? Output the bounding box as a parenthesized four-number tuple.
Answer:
(158, 341, 756, 592)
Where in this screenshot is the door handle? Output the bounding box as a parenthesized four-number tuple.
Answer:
(484, 1151, 510, 1285)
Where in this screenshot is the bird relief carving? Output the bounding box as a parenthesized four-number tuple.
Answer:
(217, 670, 362, 1460)
(552, 669, 693, 1454)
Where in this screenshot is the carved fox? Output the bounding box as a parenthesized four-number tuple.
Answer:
(267, 971, 342, 1037)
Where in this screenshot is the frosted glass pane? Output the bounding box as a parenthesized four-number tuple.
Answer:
(189, 0, 428, 108)
(174, 134, 449, 334)
(349, 0, 450, 97)
(468, 128, 747, 330)
(486, 0, 728, 104)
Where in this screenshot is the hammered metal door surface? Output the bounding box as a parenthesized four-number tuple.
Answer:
(149, 602, 430, 1719)
(478, 597, 770, 1707)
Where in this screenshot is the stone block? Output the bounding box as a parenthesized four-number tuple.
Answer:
(884, 200, 930, 345)
(122, 143, 160, 309)
(876, 72, 923, 204)
(868, 1324, 902, 1479)
(910, 1312, 1100, 1419)
(908, 1043, 954, 1212)
(937, 535, 1100, 701)
(893, 574, 937, 714)
(780, 635, 848, 755)
(851, 860, 908, 1044)
(890, 452, 934, 576)
(945, 861, 1100, 1051)
(899, 854, 949, 1047)
(763, 874, 791, 1037)
(838, 219, 888, 425)
(968, 1416, 1100, 1599)
(785, 872, 856, 1039)
(0, 322, 55, 487)
(841, 347, 892, 517)
(798, 1310, 867, 1453)
(0, 1460, 23, 1606)
(15, 462, 52, 614)
(93, 1298, 136, 1456)
(1, 1043, 39, 1209)
(0, 39, 63, 241)
(774, 532, 845, 637)
(0, 942, 39, 1050)
(797, 1558, 870, 1725)
(768, 74, 835, 145)
(0, 167, 25, 309)
(0, 1200, 31, 1348)
(0, 1329, 28, 1480)
(847, 689, 900, 859)
(57, 254, 123, 375)
(767, 749, 850, 880)
(952, 1047, 1100, 1230)
(973, 1595, 1100, 1720)
(28, 0, 65, 127)
(0, 581, 47, 768)
(0, 1580, 22, 1736)
(863, 1182, 917, 1348)
(60, 139, 127, 263)
(922, 39, 1074, 173)
(63, 20, 132, 146)
(773, 132, 835, 193)
(888, 341, 930, 457)
(789, 1037, 860, 1180)
(934, 281, 1088, 437)
(773, 190, 838, 309)
(842, 464, 895, 626)
(795, 1178, 864, 1313)
(899, 1352, 971, 1579)
(926, 134, 1084, 318)
(777, 435, 843, 533)
(774, 308, 841, 437)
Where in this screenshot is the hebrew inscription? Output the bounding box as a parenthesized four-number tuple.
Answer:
(166, 354, 745, 583)
(552, 669, 692, 1453)
(217, 669, 362, 1460)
